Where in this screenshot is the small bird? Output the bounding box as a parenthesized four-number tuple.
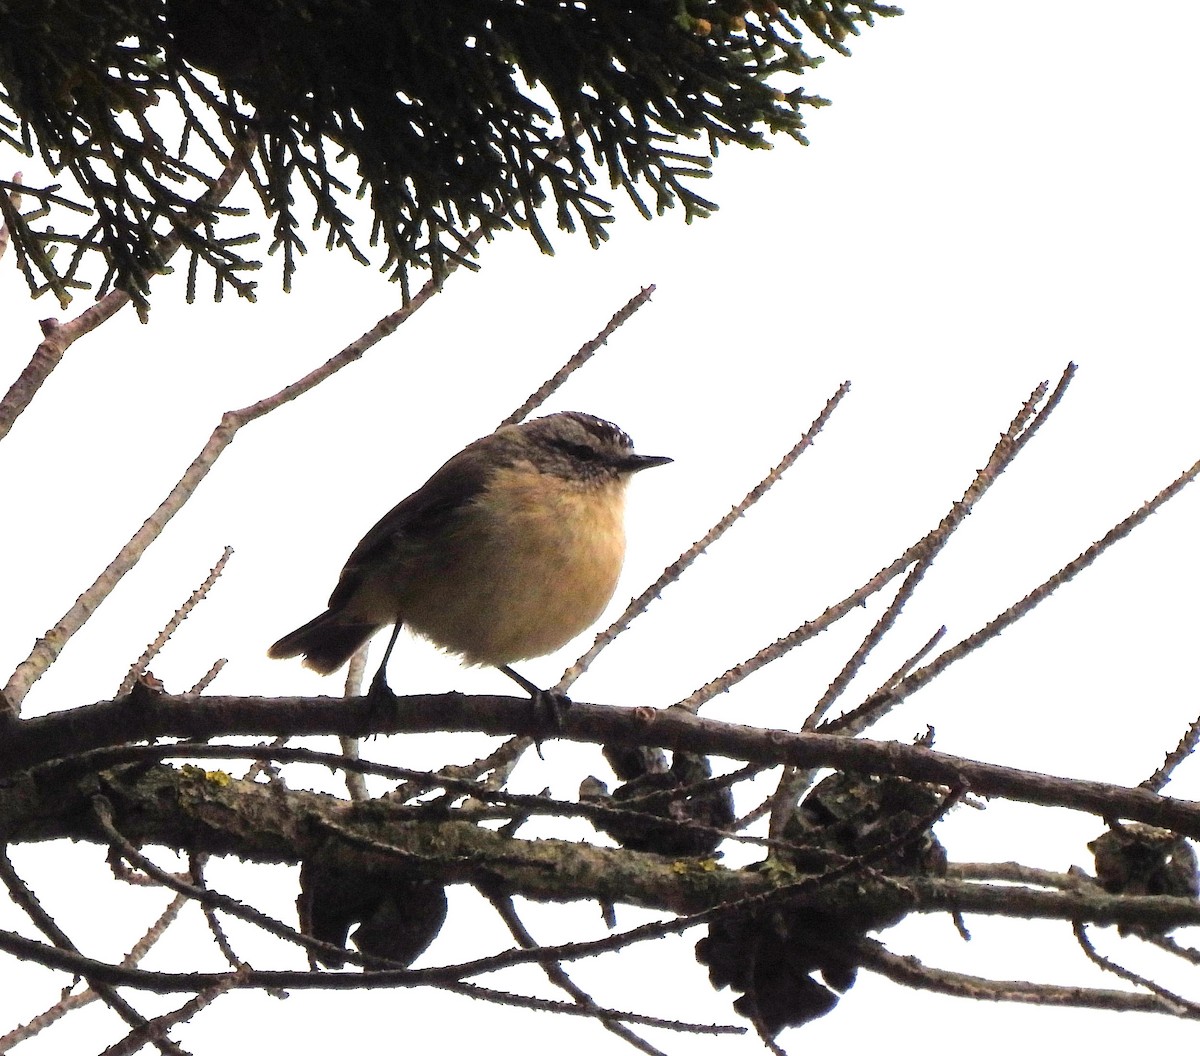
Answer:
(268, 411, 671, 702)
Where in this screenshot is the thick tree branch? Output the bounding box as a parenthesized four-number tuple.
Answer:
(4, 693, 1200, 837)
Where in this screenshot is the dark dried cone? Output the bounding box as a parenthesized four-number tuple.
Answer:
(298, 861, 447, 968)
(783, 771, 949, 882)
(1089, 824, 1199, 936)
(696, 772, 948, 1037)
(602, 744, 669, 782)
(695, 905, 861, 1035)
(581, 751, 735, 857)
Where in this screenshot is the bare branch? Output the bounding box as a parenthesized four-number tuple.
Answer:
(882, 452, 1200, 711)
(1073, 923, 1200, 1015)
(502, 285, 657, 427)
(118, 547, 234, 697)
(562, 380, 851, 693)
(340, 646, 369, 801)
(11, 694, 1200, 840)
(486, 890, 670, 1056)
(857, 939, 1200, 1018)
(1142, 710, 1200, 794)
(677, 366, 1076, 714)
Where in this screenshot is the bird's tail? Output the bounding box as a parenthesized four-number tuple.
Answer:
(268, 611, 381, 675)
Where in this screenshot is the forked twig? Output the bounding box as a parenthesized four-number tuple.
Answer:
(881, 453, 1200, 711)
(818, 626, 946, 736)
(189, 855, 243, 970)
(117, 547, 233, 697)
(675, 366, 1076, 714)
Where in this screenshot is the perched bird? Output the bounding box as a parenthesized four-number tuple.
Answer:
(268, 411, 671, 700)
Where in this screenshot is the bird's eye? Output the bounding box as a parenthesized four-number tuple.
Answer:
(568, 442, 599, 462)
(553, 439, 600, 462)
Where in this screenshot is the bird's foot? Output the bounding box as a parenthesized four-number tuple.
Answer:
(364, 670, 398, 737)
(533, 686, 571, 730)
(498, 665, 571, 757)
(530, 687, 572, 759)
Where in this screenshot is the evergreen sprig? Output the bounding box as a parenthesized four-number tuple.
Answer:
(0, 0, 899, 308)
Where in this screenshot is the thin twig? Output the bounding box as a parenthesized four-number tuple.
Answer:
(189, 855, 243, 970)
(341, 646, 369, 801)
(856, 938, 1199, 1017)
(389, 735, 532, 803)
(561, 380, 851, 693)
(485, 891, 670, 1056)
(501, 285, 657, 427)
(0, 171, 20, 263)
(1146, 933, 1200, 966)
(1073, 922, 1199, 1015)
(241, 737, 289, 784)
(948, 861, 1096, 892)
(118, 547, 233, 697)
(186, 659, 226, 694)
(1142, 710, 1200, 794)
(435, 979, 742, 1034)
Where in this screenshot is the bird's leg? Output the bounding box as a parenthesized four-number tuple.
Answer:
(364, 623, 404, 733)
(369, 622, 404, 695)
(499, 665, 571, 747)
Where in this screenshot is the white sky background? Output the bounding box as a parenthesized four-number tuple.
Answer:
(2, 2, 1200, 1053)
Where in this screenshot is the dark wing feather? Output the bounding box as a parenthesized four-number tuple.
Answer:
(327, 445, 494, 610)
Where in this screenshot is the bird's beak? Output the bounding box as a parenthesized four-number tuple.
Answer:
(623, 453, 673, 473)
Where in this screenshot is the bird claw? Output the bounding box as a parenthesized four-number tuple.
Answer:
(364, 671, 398, 736)
(531, 687, 571, 758)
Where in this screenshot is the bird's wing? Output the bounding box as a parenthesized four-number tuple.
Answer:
(326, 446, 493, 610)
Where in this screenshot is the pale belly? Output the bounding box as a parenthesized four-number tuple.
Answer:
(368, 472, 629, 666)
